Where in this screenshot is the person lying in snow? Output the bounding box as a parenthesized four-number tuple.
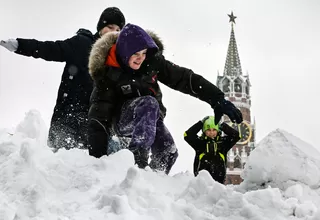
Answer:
(0, 7, 125, 151)
(184, 116, 240, 183)
(87, 23, 243, 174)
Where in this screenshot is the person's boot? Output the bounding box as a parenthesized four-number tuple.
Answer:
(130, 147, 150, 169)
(149, 150, 178, 174)
(165, 150, 178, 174)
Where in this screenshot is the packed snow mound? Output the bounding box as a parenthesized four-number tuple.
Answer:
(1, 110, 320, 219)
(239, 128, 320, 207)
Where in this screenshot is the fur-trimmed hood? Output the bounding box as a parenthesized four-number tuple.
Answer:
(88, 30, 164, 80)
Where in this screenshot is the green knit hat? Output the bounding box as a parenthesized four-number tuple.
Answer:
(203, 116, 219, 132)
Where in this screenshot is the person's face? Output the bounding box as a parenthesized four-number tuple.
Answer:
(128, 49, 147, 70)
(100, 24, 121, 36)
(205, 128, 218, 139)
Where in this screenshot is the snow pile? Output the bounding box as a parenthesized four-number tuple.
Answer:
(0, 110, 320, 219)
(239, 129, 320, 216)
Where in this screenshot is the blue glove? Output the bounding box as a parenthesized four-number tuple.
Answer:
(213, 99, 243, 124)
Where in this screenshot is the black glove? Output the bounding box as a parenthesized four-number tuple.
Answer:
(213, 99, 243, 124)
(201, 116, 210, 123)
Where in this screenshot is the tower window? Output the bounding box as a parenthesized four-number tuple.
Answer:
(222, 78, 230, 93)
(234, 79, 242, 93)
(234, 156, 242, 169)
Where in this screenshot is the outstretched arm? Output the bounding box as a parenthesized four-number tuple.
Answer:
(157, 56, 243, 124)
(13, 30, 93, 63)
(157, 56, 224, 108)
(15, 36, 78, 62)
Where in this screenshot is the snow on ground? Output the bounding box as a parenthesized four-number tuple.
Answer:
(0, 110, 320, 220)
(238, 128, 320, 218)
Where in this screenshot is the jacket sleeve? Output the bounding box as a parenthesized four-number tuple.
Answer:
(220, 122, 240, 153)
(157, 56, 225, 107)
(184, 121, 205, 152)
(14, 34, 87, 63)
(88, 70, 117, 158)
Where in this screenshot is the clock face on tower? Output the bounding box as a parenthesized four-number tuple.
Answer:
(226, 120, 252, 145)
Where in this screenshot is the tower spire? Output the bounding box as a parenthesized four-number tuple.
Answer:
(216, 11, 256, 185)
(223, 11, 243, 76)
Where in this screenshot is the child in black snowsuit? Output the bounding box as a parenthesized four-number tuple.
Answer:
(184, 116, 240, 184)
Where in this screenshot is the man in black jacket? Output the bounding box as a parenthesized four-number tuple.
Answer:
(0, 7, 125, 151)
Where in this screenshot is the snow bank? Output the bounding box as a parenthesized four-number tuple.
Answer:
(239, 128, 320, 212)
(1, 110, 319, 219)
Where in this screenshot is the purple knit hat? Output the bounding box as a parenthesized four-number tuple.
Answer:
(116, 23, 159, 66)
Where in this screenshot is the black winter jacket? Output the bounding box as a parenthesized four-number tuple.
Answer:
(87, 31, 225, 158)
(15, 29, 99, 148)
(184, 121, 240, 184)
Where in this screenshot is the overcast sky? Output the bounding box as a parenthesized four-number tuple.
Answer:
(1, 0, 320, 174)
